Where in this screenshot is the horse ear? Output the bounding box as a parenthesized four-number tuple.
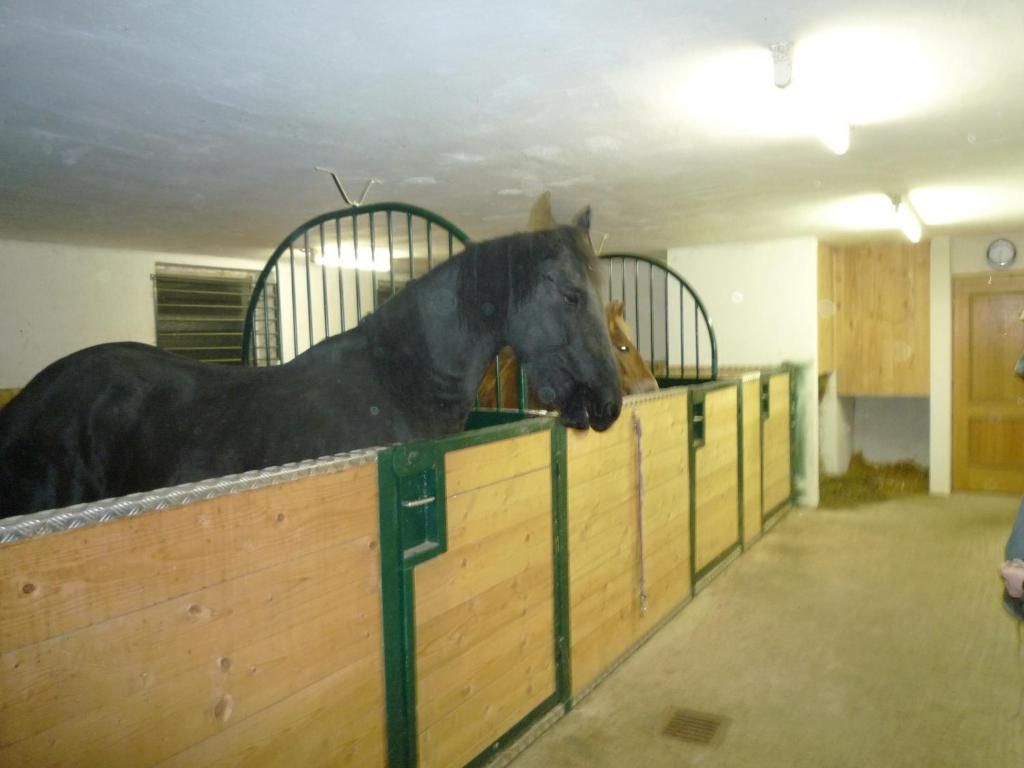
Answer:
(528, 192, 557, 232)
(572, 206, 592, 234)
(608, 300, 625, 319)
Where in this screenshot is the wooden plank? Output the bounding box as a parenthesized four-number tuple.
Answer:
(154, 654, 386, 768)
(418, 643, 554, 768)
(444, 468, 551, 550)
(763, 373, 792, 510)
(834, 241, 930, 396)
(415, 439, 557, 768)
(694, 387, 740, 570)
(414, 509, 552, 624)
(1, 463, 379, 652)
(417, 598, 553, 728)
(1, 536, 379, 748)
(0, 465, 383, 768)
(566, 390, 691, 696)
(445, 431, 550, 495)
(415, 560, 552, 678)
(742, 378, 763, 543)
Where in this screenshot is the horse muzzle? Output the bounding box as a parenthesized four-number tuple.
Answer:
(558, 385, 622, 432)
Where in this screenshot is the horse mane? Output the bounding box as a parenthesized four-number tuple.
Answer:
(454, 226, 601, 335)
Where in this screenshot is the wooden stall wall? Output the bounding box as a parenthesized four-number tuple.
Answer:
(566, 390, 691, 698)
(414, 430, 557, 768)
(763, 371, 793, 517)
(741, 375, 764, 546)
(691, 383, 741, 583)
(0, 463, 386, 768)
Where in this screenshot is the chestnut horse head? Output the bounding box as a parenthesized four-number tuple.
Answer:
(606, 300, 658, 395)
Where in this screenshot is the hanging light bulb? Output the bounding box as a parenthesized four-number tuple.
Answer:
(893, 195, 923, 243)
(770, 42, 793, 88)
(820, 122, 851, 155)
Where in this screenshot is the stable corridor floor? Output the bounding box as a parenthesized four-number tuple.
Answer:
(512, 495, 1024, 768)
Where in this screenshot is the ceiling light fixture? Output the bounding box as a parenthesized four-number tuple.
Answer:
(314, 245, 394, 272)
(820, 122, 851, 155)
(893, 195, 922, 243)
(770, 42, 793, 88)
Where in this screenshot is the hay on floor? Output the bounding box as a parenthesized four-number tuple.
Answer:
(819, 452, 929, 508)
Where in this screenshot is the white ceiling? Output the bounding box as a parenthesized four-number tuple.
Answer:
(2, 0, 1023, 257)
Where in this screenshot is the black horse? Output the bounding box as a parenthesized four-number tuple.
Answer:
(0, 207, 622, 518)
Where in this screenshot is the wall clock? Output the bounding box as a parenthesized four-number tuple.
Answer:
(986, 238, 1017, 269)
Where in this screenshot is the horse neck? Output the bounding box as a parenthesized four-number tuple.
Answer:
(361, 247, 506, 415)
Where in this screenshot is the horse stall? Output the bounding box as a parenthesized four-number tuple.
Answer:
(0, 413, 573, 768)
(0, 452, 389, 767)
(0, 204, 794, 768)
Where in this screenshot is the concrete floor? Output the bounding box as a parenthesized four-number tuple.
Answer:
(513, 494, 1024, 768)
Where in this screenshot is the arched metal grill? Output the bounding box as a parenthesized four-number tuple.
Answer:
(601, 253, 718, 383)
(241, 203, 470, 366)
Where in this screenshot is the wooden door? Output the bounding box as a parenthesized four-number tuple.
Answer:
(953, 274, 1024, 493)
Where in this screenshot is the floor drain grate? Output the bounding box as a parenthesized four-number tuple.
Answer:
(662, 708, 729, 746)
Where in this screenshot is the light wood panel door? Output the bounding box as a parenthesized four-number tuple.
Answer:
(953, 273, 1024, 493)
(833, 241, 930, 396)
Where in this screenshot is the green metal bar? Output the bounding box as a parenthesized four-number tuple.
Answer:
(272, 260, 282, 364)
(736, 379, 746, 549)
(369, 212, 379, 310)
(377, 448, 413, 768)
(262, 273, 272, 365)
(319, 222, 329, 338)
(687, 388, 697, 594)
(303, 230, 314, 347)
(550, 424, 572, 704)
(352, 215, 362, 321)
(335, 217, 346, 331)
(406, 213, 415, 282)
(288, 243, 298, 358)
(386, 210, 396, 298)
(517, 364, 529, 413)
(426, 219, 433, 271)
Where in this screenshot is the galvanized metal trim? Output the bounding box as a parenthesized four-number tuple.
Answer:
(0, 448, 381, 544)
(622, 388, 689, 407)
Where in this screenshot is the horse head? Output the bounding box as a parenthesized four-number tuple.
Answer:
(504, 205, 622, 431)
(606, 301, 659, 395)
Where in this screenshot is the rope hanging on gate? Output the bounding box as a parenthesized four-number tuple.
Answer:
(633, 411, 648, 617)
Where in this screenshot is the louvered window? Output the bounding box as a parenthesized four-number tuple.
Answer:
(153, 264, 280, 366)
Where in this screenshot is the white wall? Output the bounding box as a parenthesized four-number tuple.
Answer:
(0, 239, 265, 388)
(819, 373, 853, 475)
(950, 231, 1024, 275)
(668, 236, 819, 506)
(853, 396, 930, 466)
(929, 236, 953, 493)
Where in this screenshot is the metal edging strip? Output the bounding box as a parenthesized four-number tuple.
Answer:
(0, 449, 381, 544)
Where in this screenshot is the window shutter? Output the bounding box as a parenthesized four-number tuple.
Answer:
(153, 264, 280, 366)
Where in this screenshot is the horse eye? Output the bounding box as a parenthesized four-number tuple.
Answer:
(617, 345, 629, 353)
(563, 291, 581, 307)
